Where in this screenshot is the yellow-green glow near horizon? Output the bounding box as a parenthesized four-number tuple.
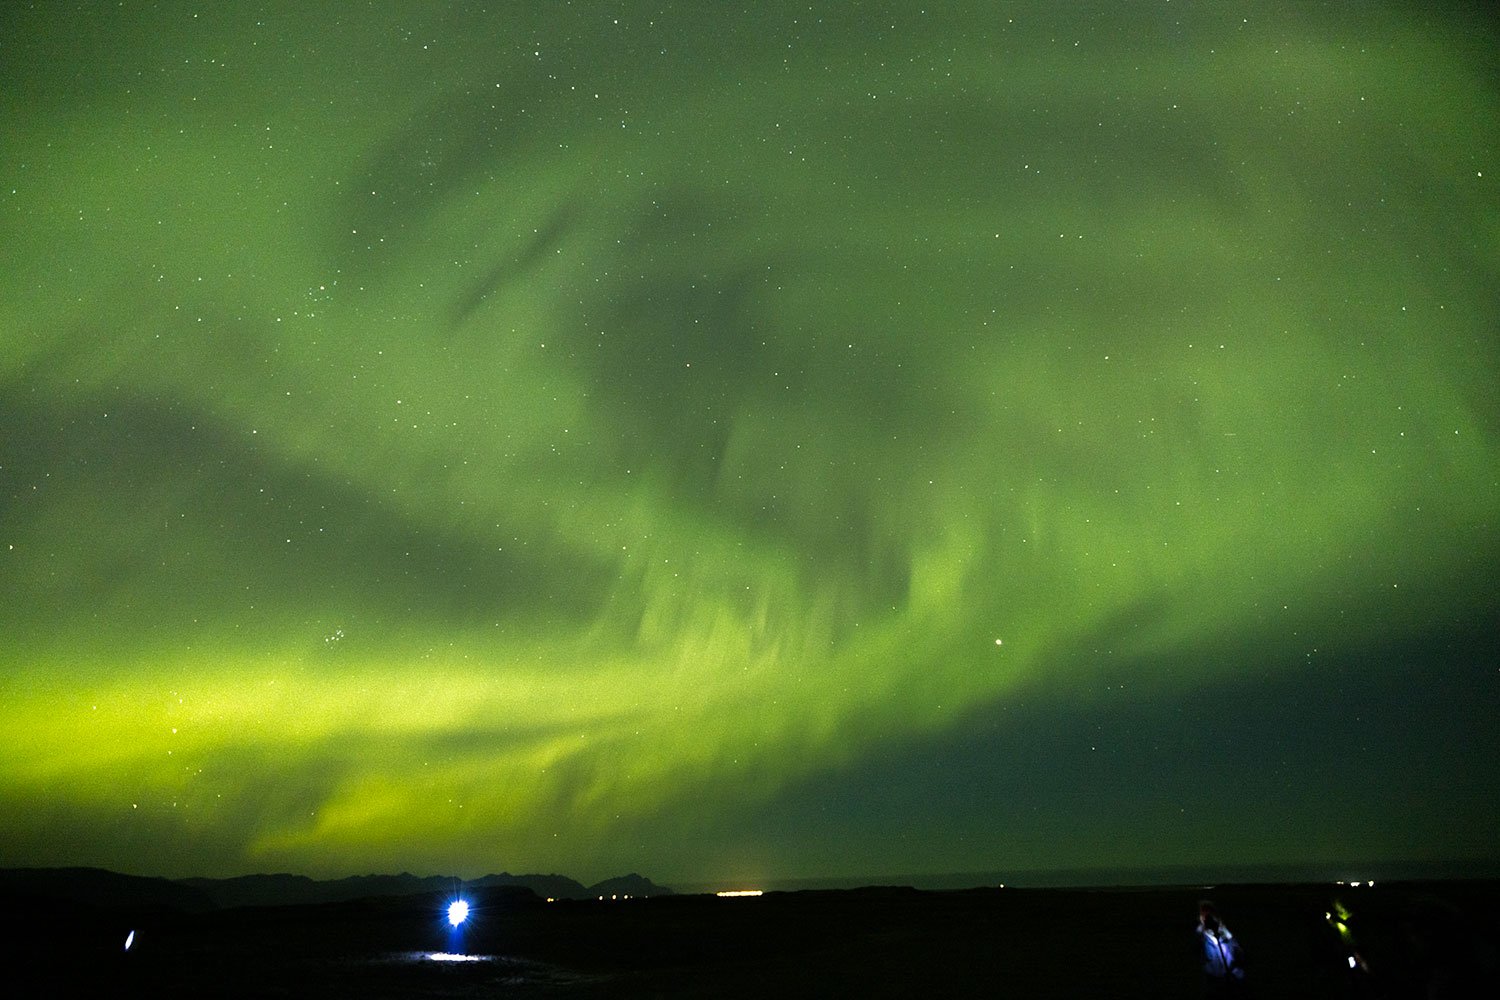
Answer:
(2, 2, 1497, 885)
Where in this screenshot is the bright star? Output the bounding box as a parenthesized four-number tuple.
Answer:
(447, 899, 469, 927)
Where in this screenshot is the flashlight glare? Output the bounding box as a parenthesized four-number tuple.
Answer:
(447, 900, 469, 927)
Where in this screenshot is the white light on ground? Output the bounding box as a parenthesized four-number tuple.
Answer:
(715, 889, 763, 897)
(447, 899, 469, 927)
(428, 952, 486, 963)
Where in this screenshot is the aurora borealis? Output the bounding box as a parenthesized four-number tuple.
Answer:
(2, 1, 1496, 888)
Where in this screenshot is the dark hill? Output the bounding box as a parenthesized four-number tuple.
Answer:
(0, 866, 670, 912)
(179, 870, 597, 908)
(0, 866, 215, 912)
(589, 872, 674, 898)
(473, 871, 589, 899)
(178, 872, 450, 909)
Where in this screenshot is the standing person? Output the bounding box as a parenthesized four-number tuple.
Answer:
(1197, 900, 1247, 995)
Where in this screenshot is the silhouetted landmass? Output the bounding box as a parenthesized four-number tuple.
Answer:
(474, 872, 591, 900)
(585, 873, 674, 899)
(172, 870, 671, 909)
(179, 872, 430, 909)
(0, 867, 216, 913)
(177, 871, 585, 909)
(0, 866, 667, 914)
(2, 869, 1493, 997)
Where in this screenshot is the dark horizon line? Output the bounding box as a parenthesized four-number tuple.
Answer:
(7, 854, 1499, 895)
(0, 864, 658, 889)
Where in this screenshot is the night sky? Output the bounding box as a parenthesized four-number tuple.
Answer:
(2, 2, 1496, 889)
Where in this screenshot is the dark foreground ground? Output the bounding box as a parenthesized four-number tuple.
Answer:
(2, 879, 1493, 997)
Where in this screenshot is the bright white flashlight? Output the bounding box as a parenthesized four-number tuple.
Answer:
(447, 899, 469, 927)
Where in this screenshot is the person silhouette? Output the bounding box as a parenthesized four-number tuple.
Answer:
(1197, 900, 1247, 996)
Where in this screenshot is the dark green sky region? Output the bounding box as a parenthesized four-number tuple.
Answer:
(2, 2, 1497, 888)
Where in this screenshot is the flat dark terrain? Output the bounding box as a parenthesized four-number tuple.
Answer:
(2, 879, 1492, 997)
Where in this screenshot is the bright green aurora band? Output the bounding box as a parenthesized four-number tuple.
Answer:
(1, 3, 1496, 887)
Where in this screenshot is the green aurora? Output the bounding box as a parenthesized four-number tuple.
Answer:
(2, 2, 1496, 886)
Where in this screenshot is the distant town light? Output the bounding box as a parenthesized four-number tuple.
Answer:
(716, 889, 763, 897)
(447, 899, 470, 927)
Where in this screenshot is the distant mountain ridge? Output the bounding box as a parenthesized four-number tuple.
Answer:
(181, 869, 676, 907)
(0, 866, 672, 912)
(0, 866, 217, 912)
(588, 872, 665, 898)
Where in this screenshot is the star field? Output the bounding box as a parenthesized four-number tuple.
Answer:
(1, 2, 1496, 887)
